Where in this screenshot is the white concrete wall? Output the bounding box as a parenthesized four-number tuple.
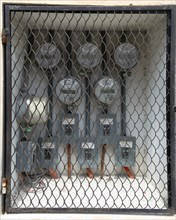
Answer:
(145, 16, 168, 202)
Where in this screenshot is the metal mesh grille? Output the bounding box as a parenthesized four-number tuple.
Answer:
(5, 7, 174, 212)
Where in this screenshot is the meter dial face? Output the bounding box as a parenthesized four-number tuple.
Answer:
(114, 43, 139, 70)
(76, 43, 102, 69)
(94, 77, 119, 105)
(57, 78, 82, 105)
(36, 43, 61, 69)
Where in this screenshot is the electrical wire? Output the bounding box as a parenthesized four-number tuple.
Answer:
(21, 172, 47, 193)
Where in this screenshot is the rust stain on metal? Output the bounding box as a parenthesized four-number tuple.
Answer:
(2, 28, 8, 44)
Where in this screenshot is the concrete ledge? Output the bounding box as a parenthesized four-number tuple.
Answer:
(1, 214, 176, 220)
(0, 0, 176, 6)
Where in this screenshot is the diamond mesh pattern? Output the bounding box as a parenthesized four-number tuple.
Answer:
(7, 9, 172, 211)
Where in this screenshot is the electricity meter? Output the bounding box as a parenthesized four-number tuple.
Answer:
(56, 77, 82, 105)
(36, 43, 61, 69)
(76, 43, 102, 69)
(94, 77, 119, 105)
(114, 43, 139, 70)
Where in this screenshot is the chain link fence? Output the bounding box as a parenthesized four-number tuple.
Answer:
(4, 6, 175, 213)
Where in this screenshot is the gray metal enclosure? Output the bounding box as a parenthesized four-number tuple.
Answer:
(3, 5, 176, 214)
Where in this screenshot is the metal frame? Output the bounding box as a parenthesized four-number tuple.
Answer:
(169, 8, 176, 214)
(3, 4, 176, 215)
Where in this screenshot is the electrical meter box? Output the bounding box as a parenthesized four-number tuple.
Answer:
(57, 113, 79, 144)
(114, 43, 140, 70)
(78, 136, 98, 169)
(16, 141, 37, 173)
(115, 136, 136, 166)
(76, 43, 102, 69)
(56, 78, 82, 105)
(38, 137, 58, 170)
(94, 77, 119, 105)
(36, 43, 61, 69)
(97, 114, 117, 146)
